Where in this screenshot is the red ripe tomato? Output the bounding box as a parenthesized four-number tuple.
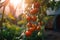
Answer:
(32, 16, 37, 21)
(25, 30, 32, 37)
(28, 27, 35, 32)
(26, 16, 31, 21)
(27, 22, 32, 28)
(30, 8, 38, 14)
(32, 24, 37, 30)
(34, 2, 40, 8)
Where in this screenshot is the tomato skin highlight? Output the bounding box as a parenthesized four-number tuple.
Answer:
(36, 26, 41, 31)
(25, 31, 32, 37)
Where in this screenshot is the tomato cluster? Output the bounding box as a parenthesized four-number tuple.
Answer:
(25, 24, 41, 37)
(25, 1, 41, 37)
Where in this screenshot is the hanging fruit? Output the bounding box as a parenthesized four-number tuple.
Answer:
(27, 22, 32, 28)
(25, 0, 48, 39)
(30, 8, 38, 14)
(34, 2, 40, 8)
(32, 24, 37, 30)
(26, 15, 32, 21)
(32, 24, 37, 27)
(25, 30, 32, 37)
(28, 27, 36, 32)
(31, 16, 37, 21)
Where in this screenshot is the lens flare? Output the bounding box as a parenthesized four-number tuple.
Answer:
(9, 0, 27, 17)
(10, 0, 22, 8)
